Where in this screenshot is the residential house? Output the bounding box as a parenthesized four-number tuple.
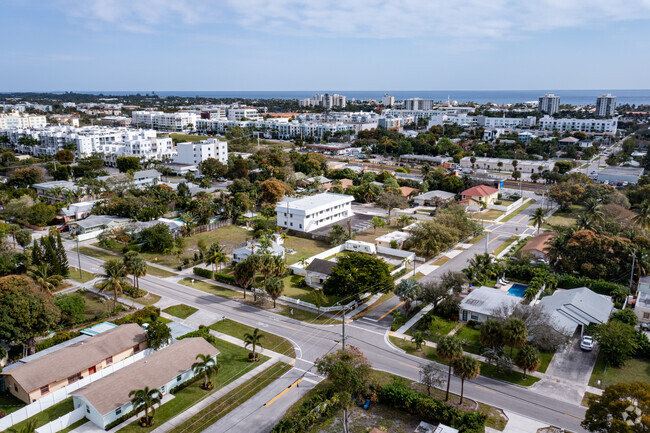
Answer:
(538, 287, 614, 337)
(68, 215, 131, 240)
(32, 180, 83, 203)
(459, 185, 500, 211)
(558, 137, 580, 147)
(519, 232, 555, 260)
(1, 324, 146, 404)
(72, 338, 218, 429)
(635, 292, 650, 325)
(232, 234, 285, 263)
(305, 258, 337, 288)
(459, 287, 520, 323)
(58, 200, 102, 223)
(375, 231, 411, 249)
(412, 190, 456, 207)
(276, 193, 353, 233)
(99, 169, 161, 189)
(398, 186, 419, 199)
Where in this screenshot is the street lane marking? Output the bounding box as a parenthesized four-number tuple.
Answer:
(564, 413, 584, 421)
(345, 319, 353, 324)
(474, 385, 496, 394)
(277, 323, 297, 331)
(516, 214, 529, 223)
(264, 379, 303, 406)
(377, 301, 405, 321)
(289, 359, 296, 366)
(399, 361, 419, 370)
(487, 235, 502, 245)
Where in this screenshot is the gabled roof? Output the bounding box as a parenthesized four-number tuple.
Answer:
(538, 287, 614, 335)
(461, 185, 499, 197)
(73, 338, 218, 415)
(521, 232, 555, 255)
(414, 190, 456, 201)
(305, 258, 336, 276)
(72, 215, 130, 229)
(1, 324, 146, 393)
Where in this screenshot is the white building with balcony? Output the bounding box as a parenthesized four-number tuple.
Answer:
(538, 116, 618, 134)
(276, 193, 354, 233)
(131, 111, 198, 131)
(174, 138, 228, 165)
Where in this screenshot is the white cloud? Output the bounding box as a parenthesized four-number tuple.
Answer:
(57, 0, 650, 40)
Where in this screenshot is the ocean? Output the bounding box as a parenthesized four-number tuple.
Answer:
(71, 89, 650, 106)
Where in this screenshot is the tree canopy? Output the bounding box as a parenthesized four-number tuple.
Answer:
(322, 252, 393, 299)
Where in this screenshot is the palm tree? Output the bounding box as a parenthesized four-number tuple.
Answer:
(131, 257, 148, 291)
(514, 345, 541, 379)
(411, 332, 425, 351)
(192, 353, 220, 389)
(503, 318, 528, 358)
(396, 214, 415, 228)
(633, 200, 650, 230)
(575, 214, 594, 231)
(128, 386, 161, 426)
(402, 256, 414, 276)
(98, 259, 128, 312)
(530, 207, 548, 234)
(452, 355, 481, 404)
(28, 263, 59, 295)
(437, 335, 463, 401)
(8, 420, 37, 433)
(204, 249, 220, 276)
(583, 198, 604, 222)
(264, 276, 284, 308)
(243, 328, 264, 361)
(215, 252, 228, 273)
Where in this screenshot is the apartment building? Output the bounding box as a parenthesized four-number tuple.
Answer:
(538, 115, 618, 134)
(298, 93, 347, 109)
(460, 156, 555, 173)
(1, 324, 146, 404)
(227, 108, 259, 121)
(0, 112, 47, 129)
(381, 94, 395, 106)
(538, 94, 560, 115)
(174, 138, 228, 165)
(404, 98, 437, 111)
(131, 111, 198, 131)
(595, 94, 616, 117)
(276, 193, 354, 233)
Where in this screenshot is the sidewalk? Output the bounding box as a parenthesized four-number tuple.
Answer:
(395, 304, 433, 334)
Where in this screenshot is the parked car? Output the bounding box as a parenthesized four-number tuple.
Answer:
(641, 322, 650, 331)
(580, 335, 594, 351)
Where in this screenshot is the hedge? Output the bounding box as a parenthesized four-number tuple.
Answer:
(378, 381, 485, 433)
(36, 331, 82, 352)
(113, 305, 161, 325)
(193, 267, 213, 279)
(214, 272, 235, 285)
(556, 274, 627, 297)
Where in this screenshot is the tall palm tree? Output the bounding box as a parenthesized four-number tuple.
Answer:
(192, 353, 220, 389)
(452, 355, 481, 404)
(514, 345, 541, 379)
(98, 259, 128, 312)
(215, 252, 228, 273)
(28, 264, 59, 295)
(204, 249, 220, 276)
(411, 332, 425, 351)
(530, 207, 548, 234)
(128, 387, 161, 426)
(583, 198, 604, 222)
(437, 335, 463, 401)
(243, 328, 265, 361)
(633, 200, 650, 231)
(131, 257, 148, 291)
(503, 318, 528, 358)
(264, 276, 283, 308)
(575, 214, 594, 231)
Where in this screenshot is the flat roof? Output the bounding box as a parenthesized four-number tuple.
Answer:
(460, 287, 520, 316)
(376, 231, 411, 242)
(598, 166, 644, 176)
(276, 192, 353, 214)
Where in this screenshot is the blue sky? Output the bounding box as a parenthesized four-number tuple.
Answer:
(2, 0, 650, 92)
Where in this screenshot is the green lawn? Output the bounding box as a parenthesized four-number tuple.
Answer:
(163, 304, 198, 319)
(284, 236, 330, 265)
(500, 199, 536, 223)
(67, 267, 95, 283)
(118, 338, 267, 433)
(468, 233, 486, 244)
(81, 290, 120, 321)
(280, 274, 340, 307)
(168, 362, 291, 433)
(8, 398, 73, 431)
(478, 209, 505, 221)
(78, 246, 120, 262)
(123, 292, 161, 306)
(0, 392, 25, 414)
(353, 224, 399, 244)
(87, 244, 178, 277)
(209, 319, 296, 357)
(543, 205, 584, 229)
(179, 277, 241, 298)
(145, 265, 177, 278)
(589, 354, 650, 388)
(58, 419, 88, 433)
(413, 314, 458, 343)
(432, 256, 451, 266)
(493, 236, 519, 256)
(454, 325, 482, 354)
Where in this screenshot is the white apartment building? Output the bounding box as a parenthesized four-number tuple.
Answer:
(538, 94, 560, 115)
(381, 94, 395, 106)
(131, 111, 198, 131)
(298, 93, 347, 109)
(477, 116, 536, 129)
(538, 115, 618, 134)
(404, 98, 436, 111)
(227, 108, 259, 121)
(276, 193, 354, 233)
(174, 138, 228, 165)
(0, 112, 47, 129)
(595, 94, 616, 117)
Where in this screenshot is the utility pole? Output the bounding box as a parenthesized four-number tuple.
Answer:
(485, 229, 491, 254)
(630, 248, 637, 293)
(76, 235, 82, 280)
(341, 306, 346, 349)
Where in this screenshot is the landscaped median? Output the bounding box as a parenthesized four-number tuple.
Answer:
(500, 198, 536, 223)
(209, 319, 296, 358)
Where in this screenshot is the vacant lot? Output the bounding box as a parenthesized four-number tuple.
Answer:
(589, 354, 650, 388)
(543, 205, 584, 229)
(284, 236, 330, 265)
(163, 304, 198, 319)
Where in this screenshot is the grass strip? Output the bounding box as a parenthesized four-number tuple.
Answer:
(209, 319, 295, 358)
(500, 199, 536, 223)
(7, 398, 73, 432)
(168, 362, 291, 433)
(67, 267, 95, 283)
(163, 304, 198, 319)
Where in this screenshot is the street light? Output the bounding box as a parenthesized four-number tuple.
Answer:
(484, 229, 491, 254)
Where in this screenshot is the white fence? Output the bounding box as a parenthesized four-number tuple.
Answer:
(0, 350, 152, 431)
(35, 407, 85, 433)
(278, 291, 372, 313)
(490, 197, 525, 212)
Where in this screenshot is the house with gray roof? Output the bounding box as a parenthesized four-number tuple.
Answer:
(305, 258, 337, 288)
(68, 215, 131, 240)
(413, 190, 456, 207)
(537, 287, 613, 337)
(459, 287, 521, 323)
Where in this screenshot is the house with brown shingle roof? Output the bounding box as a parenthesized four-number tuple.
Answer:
(72, 337, 218, 429)
(1, 324, 147, 404)
(520, 232, 555, 260)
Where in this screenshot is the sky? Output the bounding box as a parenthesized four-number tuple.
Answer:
(2, 0, 650, 92)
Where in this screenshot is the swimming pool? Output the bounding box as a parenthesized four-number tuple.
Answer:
(507, 283, 527, 298)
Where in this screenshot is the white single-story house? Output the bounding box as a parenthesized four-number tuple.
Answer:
(68, 215, 131, 240)
(412, 190, 456, 207)
(232, 234, 285, 263)
(459, 287, 521, 323)
(537, 287, 614, 337)
(72, 337, 218, 429)
(305, 258, 337, 288)
(635, 291, 650, 325)
(375, 231, 411, 249)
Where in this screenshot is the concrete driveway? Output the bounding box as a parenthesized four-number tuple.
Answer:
(544, 335, 599, 385)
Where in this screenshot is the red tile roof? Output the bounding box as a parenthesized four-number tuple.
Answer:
(461, 185, 499, 197)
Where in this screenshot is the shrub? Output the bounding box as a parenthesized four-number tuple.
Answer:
(36, 331, 82, 352)
(193, 267, 214, 279)
(214, 272, 235, 285)
(113, 305, 161, 325)
(122, 244, 142, 253)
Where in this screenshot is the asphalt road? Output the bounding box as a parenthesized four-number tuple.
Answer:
(68, 247, 588, 433)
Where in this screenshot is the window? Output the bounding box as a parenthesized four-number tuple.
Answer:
(86, 406, 90, 414)
(177, 374, 182, 382)
(115, 408, 122, 416)
(68, 373, 82, 385)
(470, 313, 479, 321)
(133, 344, 140, 353)
(644, 312, 650, 319)
(105, 356, 113, 365)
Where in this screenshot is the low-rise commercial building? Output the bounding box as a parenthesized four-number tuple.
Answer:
(596, 166, 644, 185)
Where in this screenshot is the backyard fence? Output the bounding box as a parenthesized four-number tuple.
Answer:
(278, 291, 372, 313)
(0, 350, 152, 431)
(35, 407, 85, 433)
(190, 219, 232, 236)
